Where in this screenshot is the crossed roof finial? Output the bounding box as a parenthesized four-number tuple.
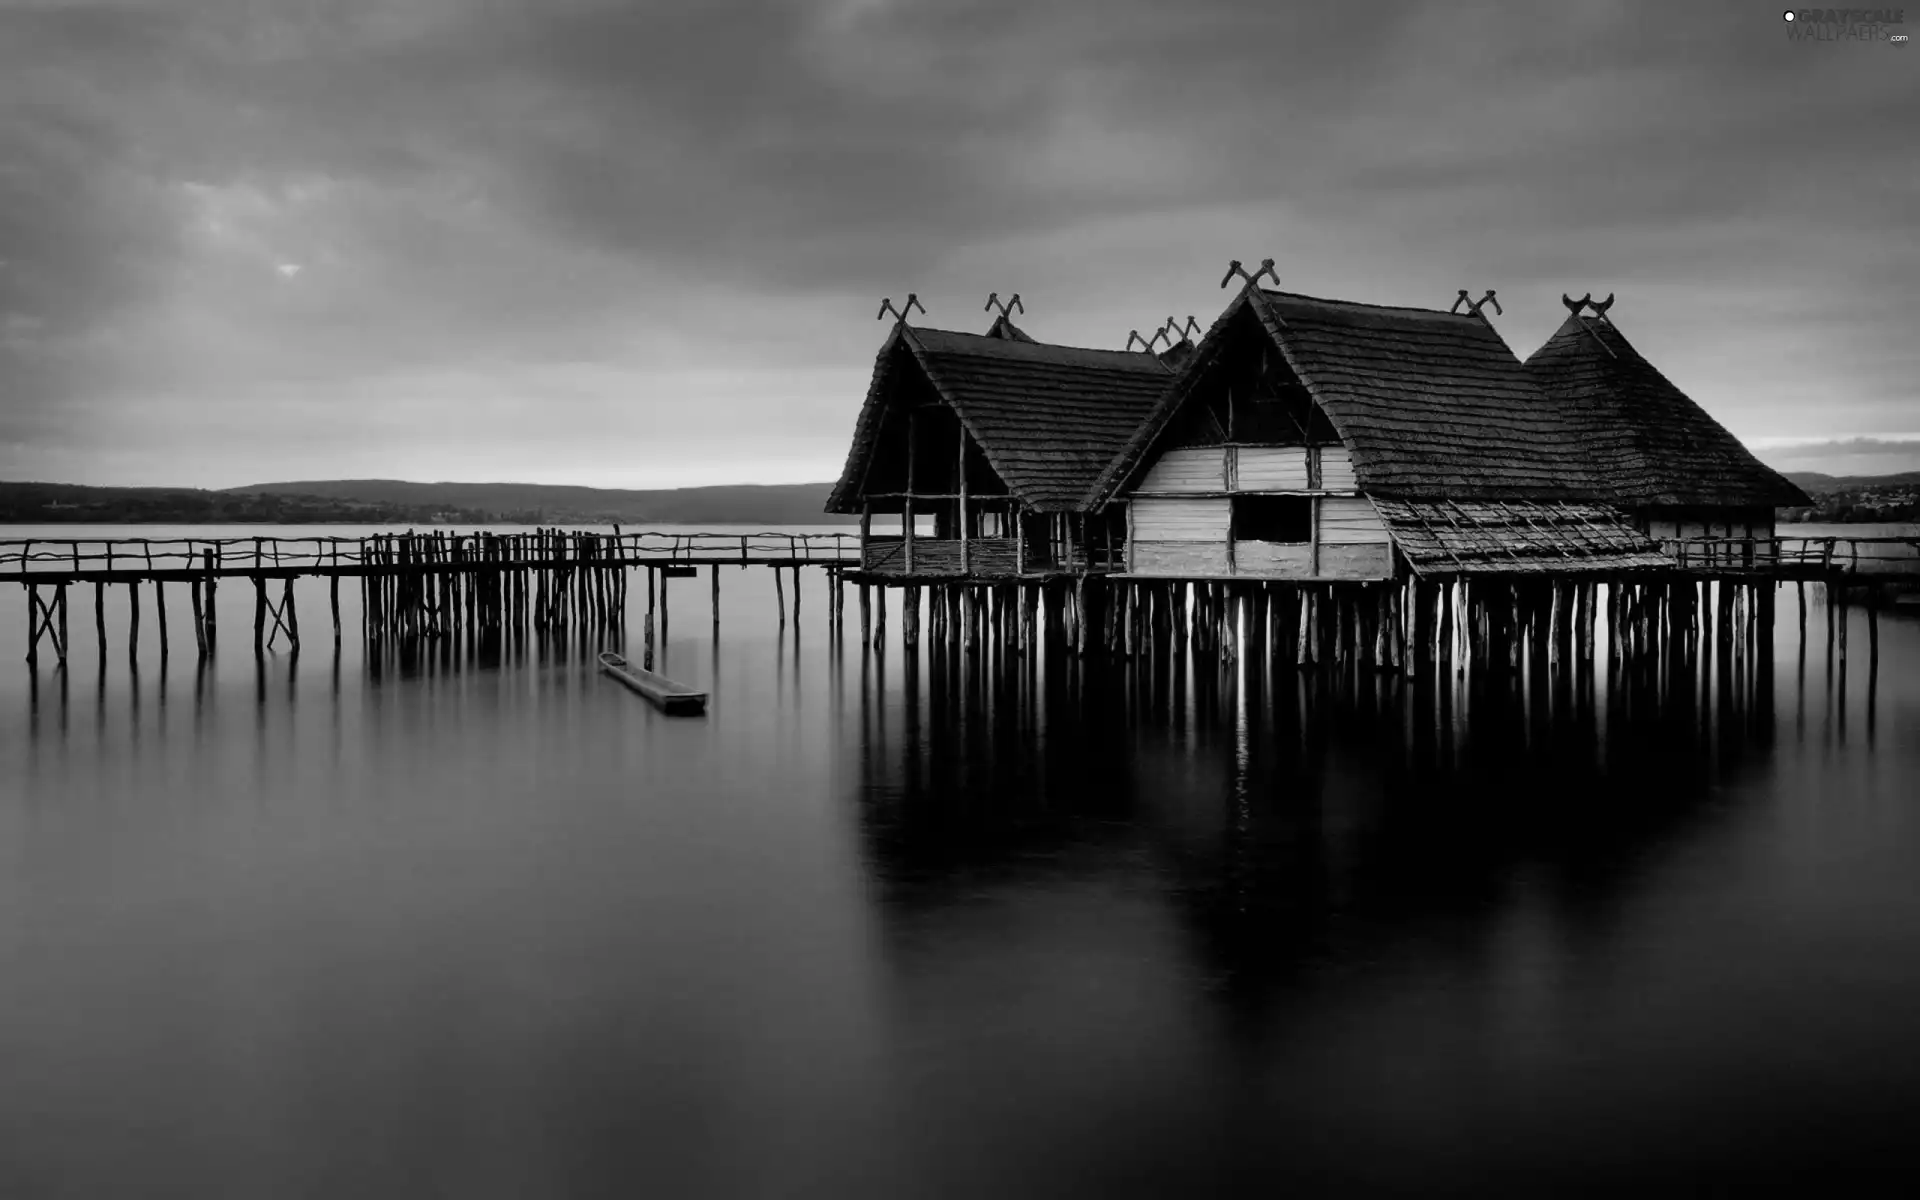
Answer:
(1451, 289, 1502, 321)
(1219, 257, 1279, 290)
(1163, 314, 1201, 342)
(983, 292, 1024, 320)
(1561, 292, 1619, 358)
(1560, 292, 1615, 319)
(1126, 327, 1172, 354)
(877, 294, 926, 324)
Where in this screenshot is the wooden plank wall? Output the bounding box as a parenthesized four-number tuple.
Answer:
(1132, 498, 1231, 540)
(1320, 446, 1358, 490)
(1130, 542, 1230, 575)
(1139, 448, 1226, 493)
(1232, 542, 1313, 574)
(1233, 446, 1310, 490)
(1318, 497, 1388, 544)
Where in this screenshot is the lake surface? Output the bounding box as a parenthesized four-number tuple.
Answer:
(3, 524, 1918, 1197)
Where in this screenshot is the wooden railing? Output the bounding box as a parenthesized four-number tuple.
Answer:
(1659, 535, 1920, 577)
(0, 530, 861, 577)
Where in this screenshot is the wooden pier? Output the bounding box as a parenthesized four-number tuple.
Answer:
(5, 530, 858, 670)
(5, 530, 1912, 677)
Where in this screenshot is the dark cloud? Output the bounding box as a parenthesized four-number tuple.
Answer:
(1, 0, 1915, 487)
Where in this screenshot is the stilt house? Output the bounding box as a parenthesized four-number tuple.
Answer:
(1523, 300, 1809, 543)
(826, 313, 1174, 578)
(1084, 286, 1673, 582)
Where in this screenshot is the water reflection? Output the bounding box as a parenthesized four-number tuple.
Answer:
(2, 577, 1917, 1195)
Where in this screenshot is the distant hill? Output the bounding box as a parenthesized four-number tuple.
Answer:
(230, 480, 850, 525)
(0, 478, 850, 526)
(1778, 471, 1920, 524)
(1784, 470, 1920, 491)
(0, 481, 496, 525)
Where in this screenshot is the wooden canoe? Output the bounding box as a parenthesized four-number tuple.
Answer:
(598, 651, 707, 715)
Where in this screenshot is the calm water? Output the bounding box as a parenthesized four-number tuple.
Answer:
(3, 525, 1918, 1197)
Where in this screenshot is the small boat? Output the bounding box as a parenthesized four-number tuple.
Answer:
(598, 651, 708, 715)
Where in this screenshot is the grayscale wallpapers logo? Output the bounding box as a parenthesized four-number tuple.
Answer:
(1783, 8, 1909, 40)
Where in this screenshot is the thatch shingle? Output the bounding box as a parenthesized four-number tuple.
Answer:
(1373, 499, 1671, 577)
(1523, 315, 1810, 508)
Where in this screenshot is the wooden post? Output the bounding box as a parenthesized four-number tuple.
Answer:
(957, 425, 970, 577)
(712, 564, 721, 634)
(24, 584, 39, 669)
(875, 582, 888, 650)
(774, 564, 785, 626)
(284, 578, 300, 651)
(127, 581, 140, 663)
(859, 583, 871, 645)
(1309, 496, 1321, 578)
(905, 409, 917, 575)
(904, 585, 920, 651)
(95, 580, 108, 664)
(793, 565, 802, 626)
(190, 580, 206, 656)
(151, 580, 168, 661)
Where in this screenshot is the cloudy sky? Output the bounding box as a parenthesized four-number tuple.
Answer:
(2, 0, 1915, 489)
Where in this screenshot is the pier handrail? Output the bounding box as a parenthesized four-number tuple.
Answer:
(1655, 533, 1918, 576)
(0, 529, 862, 576)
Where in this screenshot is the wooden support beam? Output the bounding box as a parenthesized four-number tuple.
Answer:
(958, 425, 970, 577)
(905, 409, 917, 575)
(25, 584, 41, 668)
(202, 552, 218, 651)
(154, 580, 169, 660)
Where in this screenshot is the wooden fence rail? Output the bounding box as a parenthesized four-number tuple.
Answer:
(0, 530, 860, 579)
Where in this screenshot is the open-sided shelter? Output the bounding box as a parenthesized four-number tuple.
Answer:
(827, 314, 1174, 578)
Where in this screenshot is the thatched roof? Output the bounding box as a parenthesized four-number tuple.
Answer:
(1088, 288, 1611, 507)
(827, 324, 1174, 514)
(1373, 499, 1672, 578)
(1524, 314, 1809, 509)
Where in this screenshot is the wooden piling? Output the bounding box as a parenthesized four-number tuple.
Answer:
(95, 580, 107, 663)
(712, 564, 722, 634)
(25, 584, 39, 669)
(128, 581, 140, 662)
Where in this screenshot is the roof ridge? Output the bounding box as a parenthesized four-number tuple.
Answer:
(1259, 289, 1485, 322)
